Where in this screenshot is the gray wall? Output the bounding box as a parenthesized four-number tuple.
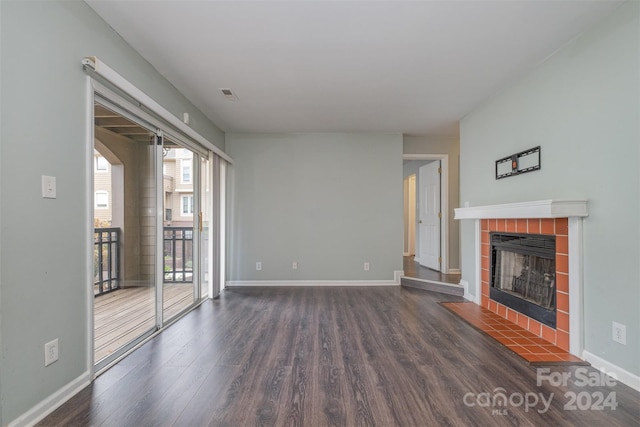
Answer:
(0, 1, 224, 424)
(403, 136, 460, 270)
(459, 2, 639, 376)
(226, 133, 403, 281)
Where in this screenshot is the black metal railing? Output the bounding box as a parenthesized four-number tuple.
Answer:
(164, 227, 193, 283)
(93, 226, 193, 297)
(94, 228, 120, 296)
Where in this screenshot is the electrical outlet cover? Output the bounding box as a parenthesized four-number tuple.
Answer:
(45, 339, 59, 366)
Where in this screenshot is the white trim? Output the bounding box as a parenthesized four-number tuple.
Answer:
(394, 270, 404, 284)
(403, 251, 411, 256)
(460, 279, 473, 301)
(227, 279, 401, 287)
(455, 199, 588, 219)
(85, 77, 96, 378)
(473, 218, 482, 305)
(582, 350, 640, 392)
(219, 161, 227, 293)
(568, 217, 584, 356)
(8, 371, 91, 427)
(82, 57, 232, 164)
(447, 268, 461, 275)
(402, 154, 450, 273)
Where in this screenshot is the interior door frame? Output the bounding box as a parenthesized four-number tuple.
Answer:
(403, 154, 450, 274)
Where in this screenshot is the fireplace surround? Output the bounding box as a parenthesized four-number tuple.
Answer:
(455, 200, 588, 356)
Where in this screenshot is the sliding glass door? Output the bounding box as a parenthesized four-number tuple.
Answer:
(161, 139, 198, 322)
(93, 100, 159, 369)
(92, 87, 218, 372)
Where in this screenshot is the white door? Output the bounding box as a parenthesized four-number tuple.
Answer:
(418, 161, 441, 270)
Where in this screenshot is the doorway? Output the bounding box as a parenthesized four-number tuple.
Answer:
(402, 154, 450, 274)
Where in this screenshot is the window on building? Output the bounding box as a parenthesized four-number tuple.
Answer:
(95, 191, 109, 209)
(181, 160, 192, 184)
(181, 195, 194, 215)
(95, 156, 108, 172)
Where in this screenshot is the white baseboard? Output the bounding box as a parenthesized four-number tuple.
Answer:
(9, 370, 91, 427)
(582, 350, 640, 392)
(227, 278, 401, 287)
(394, 270, 403, 284)
(460, 279, 473, 302)
(448, 268, 461, 274)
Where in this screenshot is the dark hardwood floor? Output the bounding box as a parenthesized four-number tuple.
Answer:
(40, 287, 639, 426)
(402, 256, 461, 284)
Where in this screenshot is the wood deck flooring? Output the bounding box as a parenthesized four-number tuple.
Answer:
(95, 284, 193, 362)
(44, 286, 639, 426)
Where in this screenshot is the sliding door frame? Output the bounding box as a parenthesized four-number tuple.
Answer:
(87, 78, 228, 378)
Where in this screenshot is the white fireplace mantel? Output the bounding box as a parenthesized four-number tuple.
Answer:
(454, 199, 588, 220)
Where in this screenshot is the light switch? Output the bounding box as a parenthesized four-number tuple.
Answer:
(42, 175, 56, 199)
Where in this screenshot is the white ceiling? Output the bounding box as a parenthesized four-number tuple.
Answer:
(86, 0, 622, 137)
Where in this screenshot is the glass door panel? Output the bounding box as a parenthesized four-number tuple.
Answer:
(200, 156, 211, 299)
(162, 141, 196, 321)
(93, 101, 158, 369)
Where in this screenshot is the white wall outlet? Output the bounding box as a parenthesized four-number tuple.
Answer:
(364, 262, 370, 271)
(292, 262, 298, 270)
(44, 338, 59, 366)
(256, 262, 262, 271)
(42, 175, 56, 199)
(612, 322, 626, 345)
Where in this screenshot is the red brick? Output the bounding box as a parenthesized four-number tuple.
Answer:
(556, 254, 569, 275)
(497, 219, 506, 232)
(481, 268, 489, 283)
(528, 219, 541, 234)
(556, 235, 568, 255)
(517, 313, 529, 329)
(481, 230, 489, 245)
(482, 295, 490, 308)
(556, 218, 569, 235)
(481, 219, 489, 231)
(497, 304, 506, 318)
(481, 243, 489, 258)
(556, 273, 569, 293)
(529, 320, 542, 337)
(541, 218, 555, 235)
(541, 325, 556, 344)
(516, 219, 528, 233)
(489, 300, 498, 313)
(507, 308, 517, 323)
(507, 219, 516, 232)
(557, 311, 570, 332)
(556, 330, 570, 351)
(557, 291, 569, 312)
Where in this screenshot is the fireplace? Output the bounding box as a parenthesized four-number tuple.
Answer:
(455, 200, 588, 355)
(490, 232, 556, 328)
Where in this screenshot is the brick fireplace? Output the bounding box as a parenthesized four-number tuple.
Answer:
(455, 200, 588, 356)
(481, 218, 569, 350)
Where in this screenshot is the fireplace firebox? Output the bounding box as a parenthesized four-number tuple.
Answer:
(490, 232, 556, 328)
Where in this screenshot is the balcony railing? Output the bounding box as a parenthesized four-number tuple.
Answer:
(163, 226, 193, 283)
(94, 228, 120, 296)
(94, 226, 193, 297)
